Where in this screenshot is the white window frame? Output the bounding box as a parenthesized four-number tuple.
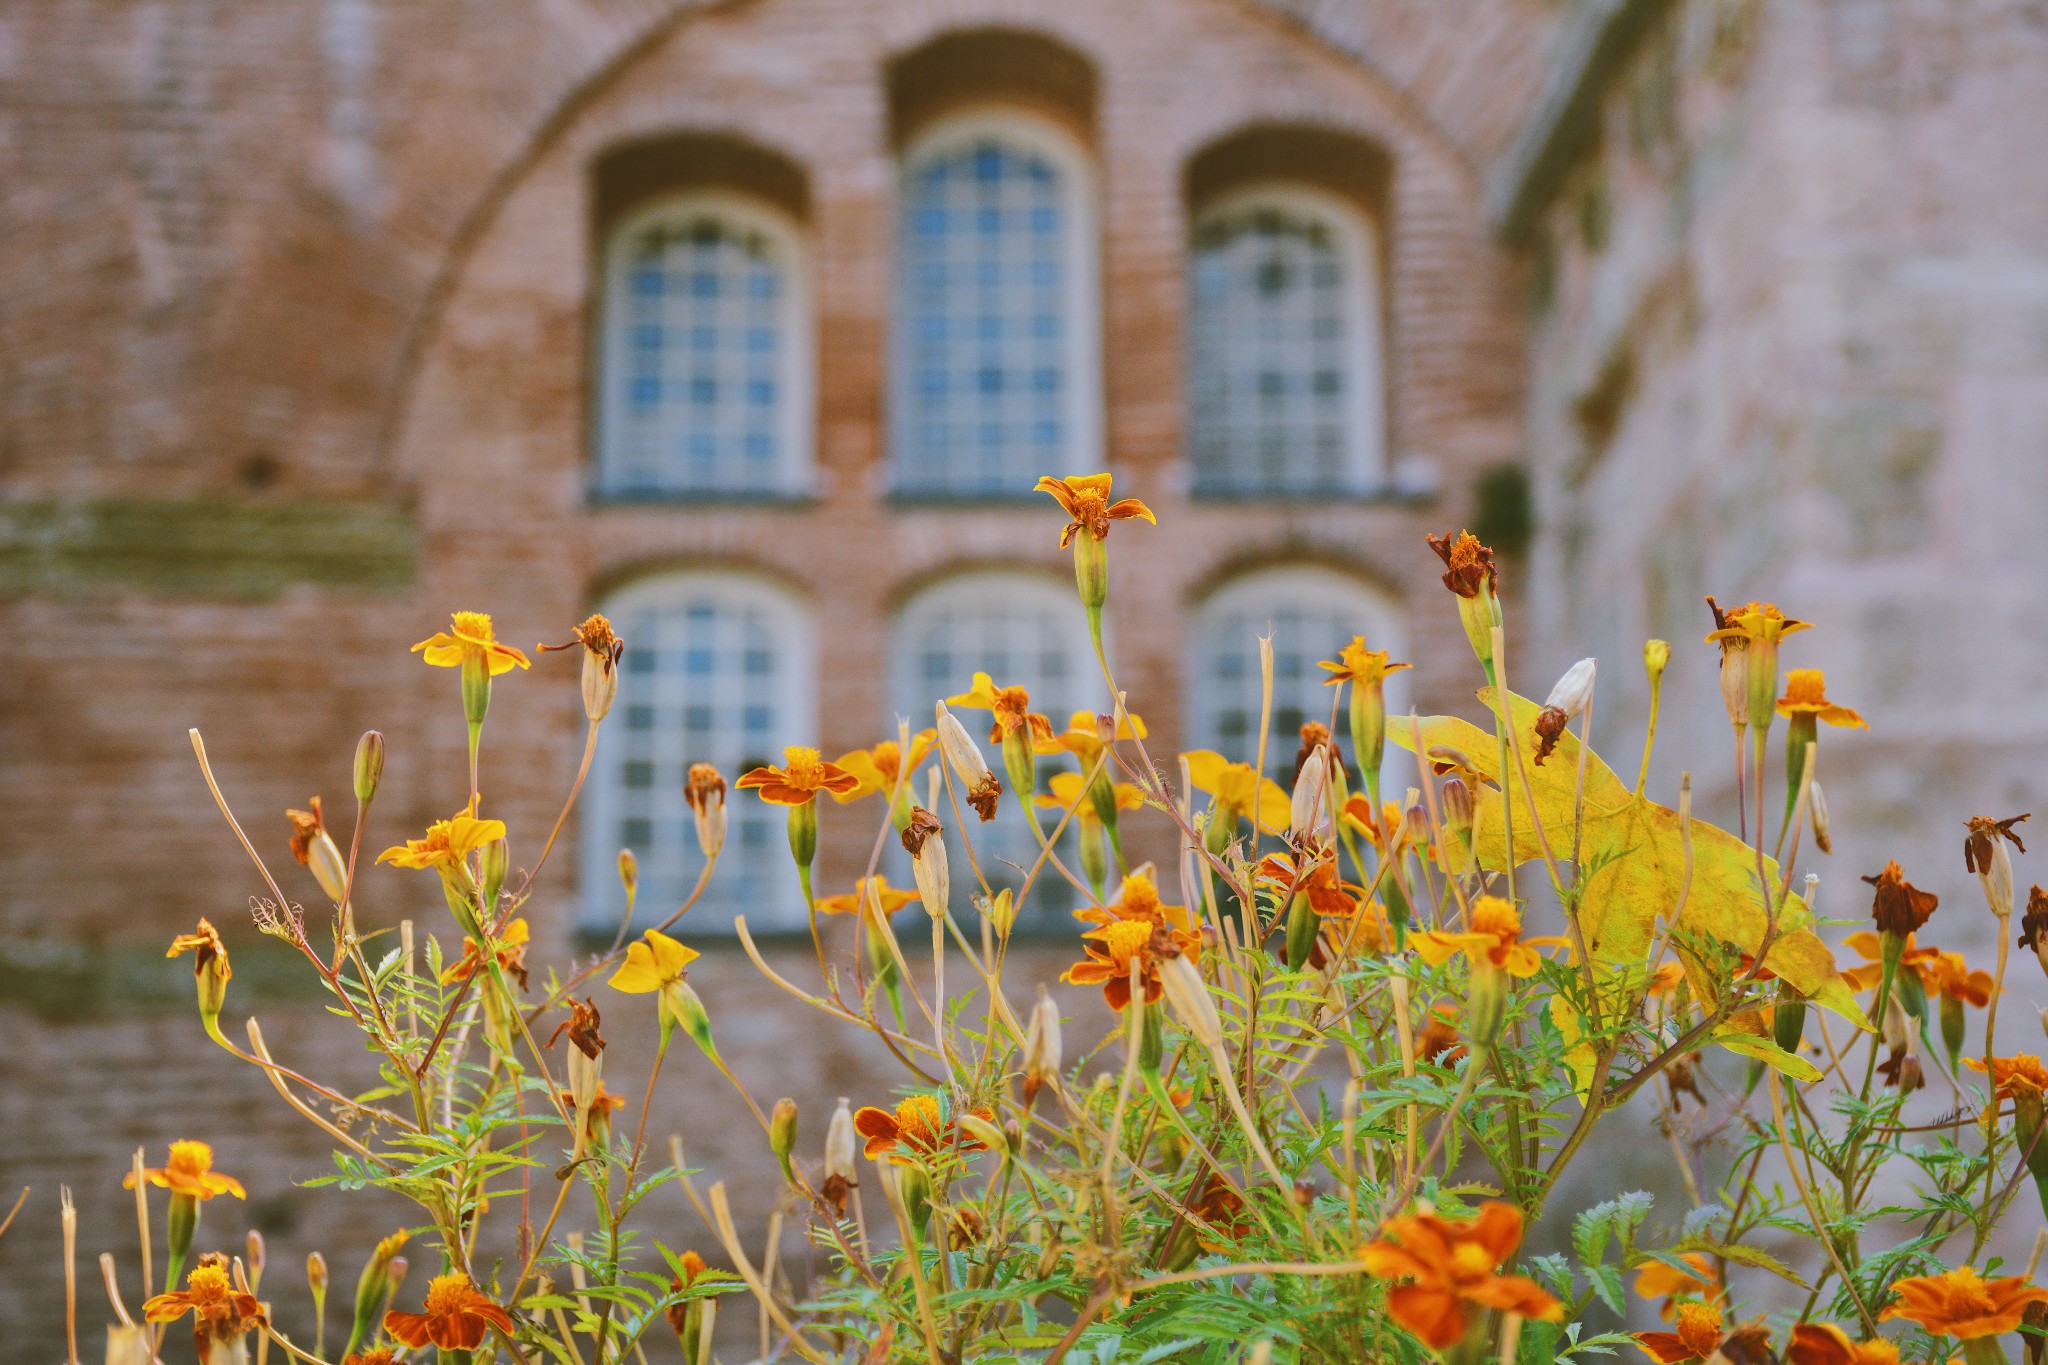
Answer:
(1186, 182, 1386, 494)
(582, 570, 818, 934)
(594, 189, 815, 498)
(1185, 565, 1409, 787)
(888, 108, 1103, 495)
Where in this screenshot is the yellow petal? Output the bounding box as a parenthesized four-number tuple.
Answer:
(608, 941, 664, 993)
(644, 929, 699, 979)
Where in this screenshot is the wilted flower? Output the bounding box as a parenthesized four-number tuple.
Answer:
(1033, 473, 1156, 547)
(822, 1097, 858, 1213)
(1289, 738, 1335, 846)
(947, 672, 1055, 745)
(736, 746, 859, 807)
(2020, 886, 2048, 980)
(1357, 1201, 1562, 1351)
(683, 762, 726, 858)
(1022, 990, 1062, 1102)
(852, 1094, 993, 1164)
(1863, 861, 1938, 938)
(286, 797, 351, 906)
(1877, 995, 1924, 1093)
(167, 920, 233, 1039)
(1427, 531, 1502, 673)
(142, 1257, 266, 1360)
(539, 613, 625, 722)
(1878, 1265, 2048, 1339)
(383, 1272, 514, 1351)
(548, 997, 606, 1116)
(1965, 813, 2029, 920)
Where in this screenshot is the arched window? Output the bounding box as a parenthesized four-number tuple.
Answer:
(1186, 186, 1383, 495)
(891, 112, 1100, 495)
(890, 571, 1099, 925)
(594, 193, 811, 497)
(583, 572, 816, 933)
(1186, 566, 1408, 787)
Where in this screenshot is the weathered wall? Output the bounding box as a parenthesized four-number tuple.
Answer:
(1519, 0, 2048, 959)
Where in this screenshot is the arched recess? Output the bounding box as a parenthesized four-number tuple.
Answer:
(583, 568, 818, 933)
(1185, 563, 1409, 787)
(1183, 124, 1394, 497)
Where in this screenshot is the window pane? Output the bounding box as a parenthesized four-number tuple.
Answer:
(1188, 200, 1369, 495)
(1187, 569, 1408, 789)
(598, 210, 793, 496)
(895, 136, 1071, 495)
(889, 574, 1099, 927)
(585, 576, 812, 933)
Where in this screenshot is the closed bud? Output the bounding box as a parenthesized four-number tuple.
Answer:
(666, 979, 719, 1062)
(1772, 981, 1808, 1055)
(1543, 658, 1597, 719)
(1022, 989, 1063, 1101)
(684, 764, 727, 859)
(1283, 893, 1319, 972)
(1158, 952, 1222, 1050)
(307, 1251, 327, 1295)
(896, 1164, 932, 1236)
(1809, 781, 1832, 854)
(349, 1231, 408, 1358)
(1401, 801, 1430, 845)
(1643, 639, 1670, 684)
(618, 848, 639, 905)
(769, 1099, 799, 1184)
(824, 1097, 857, 1185)
(245, 1229, 265, 1292)
(478, 836, 510, 914)
(353, 730, 385, 805)
(385, 1255, 408, 1299)
(957, 1113, 1008, 1157)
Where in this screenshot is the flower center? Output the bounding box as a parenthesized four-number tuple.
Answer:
(424, 1273, 475, 1315)
(783, 747, 826, 788)
(453, 611, 496, 641)
(187, 1265, 233, 1303)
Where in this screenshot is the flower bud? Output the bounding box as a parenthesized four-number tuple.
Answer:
(825, 1097, 857, 1185)
(1022, 989, 1062, 1102)
(957, 1113, 1008, 1158)
(895, 1164, 932, 1237)
(1772, 981, 1808, 1056)
(1643, 639, 1670, 684)
(385, 1255, 408, 1300)
(1401, 801, 1430, 845)
(983, 886, 1015, 938)
(1809, 781, 1832, 854)
(684, 763, 727, 859)
(1159, 952, 1222, 1050)
(769, 1098, 799, 1184)
(307, 1250, 327, 1296)
(666, 978, 720, 1062)
(1465, 962, 1508, 1049)
(353, 730, 385, 805)
(348, 1231, 407, 1359)
(245, 1229, 265, 1292)
(618, 848, 638, 907)
(1137, 999, 1165, 1074)
(1543, 658, 1597, 719)
(479, 836, 510, 914)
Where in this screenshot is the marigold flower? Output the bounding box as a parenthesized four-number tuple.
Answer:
(1034, 472, 1156, 547)
(1074, 870, 1196, 933)
(735, 745, 860, 807)
(1704, 600, 1809, 649)
(1411, 896, 1558, 979)
(1183, 750, 1291, 835)
(1035, 708, 1147, 762)
(1319, 637, 1412, 690)
(1357, 1201, 1562, 1350)
(1645, 961, 1687, 999)
(377, 803, 506, 873)
(1775, 670, 1868, 728)
(1964, 1054, 2048, 1101)
(1036, 771, 1143, 825)
(1786, 1321, 1901, 1365)
(852, 1093, 993, 1163)
(1863, 861, 1939, 937)
(142, 1258, 266, 1348)
(1633, 1300, 1725, 1363)
(412, 610, 531, 675)
(384, 1271, 515, 1350)
(609, 929, 701, 994)
(125, 1140, 245, 1201)
(1840, 930, 1943, 991)
(1415, 1003, 1465, 1065)
(1063, 918, 1199, 1011)
(947, 672, 1056, 745)
(665, 1249, 711, 1333)
(815, 876, 921, 918)
(341, 1351, 400, 1365)
(1633, 1253, 1719, 1315)
(1426, 531, 1499, 600)
(1878, 1265, 2048, 1339)
(441, 916, 530, 990)
(1925, 951, 1995, 1007)
(831, 733, 935, 804)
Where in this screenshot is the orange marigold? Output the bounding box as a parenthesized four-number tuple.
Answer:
(851, 1094, 993, 1164)
(735, 745, 860, 807)
(384, 1272, 515, 1351)
(1878, 1265, 2048, 1339)
(1357, 1201, 1562, 1350)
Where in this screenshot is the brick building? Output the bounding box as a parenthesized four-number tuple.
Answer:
(4, 0, 2045, 1352)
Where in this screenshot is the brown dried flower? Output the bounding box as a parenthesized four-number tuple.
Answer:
(1863, 861, 1938, 937)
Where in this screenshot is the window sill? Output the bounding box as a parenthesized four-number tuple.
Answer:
(586, 489, 818, 511)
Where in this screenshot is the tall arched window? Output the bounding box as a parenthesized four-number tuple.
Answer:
(1186, 566, 1408, 787)
(583, 572, 816, 933)
(891, 112, 1100, 495)
(890, 571, 1099, 925)
(595, 192, 811, 497)
(1186, 186, 1383, 495)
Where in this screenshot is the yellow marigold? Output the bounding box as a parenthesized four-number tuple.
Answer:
(1183, 749, 1291, 834)
(1879, 1264, 2048, 1339)
(124, 1140, 245, 1201)
(608, 929, 701, 994)
(1633, 1301, 1724, 1363)
(1775, 669, 1868, 729)
(142, 1259, 265, 1336)
(440, 917, 531, 990)
(377, 803, 505, 872)
(831, 732, 935, 804)
(1034, 472, 1155, 547)
(1411, 896, 1560, 979)
(412, 610, 531, 675)
(1318, 637, 1412, 689)
(1964, 1053, 2048, 1101)
(1703, 600, 1809, 647)
(735, 745, 860, 807)
(1074, 870, 1195, 934)
(947, 672, 1056, 744)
